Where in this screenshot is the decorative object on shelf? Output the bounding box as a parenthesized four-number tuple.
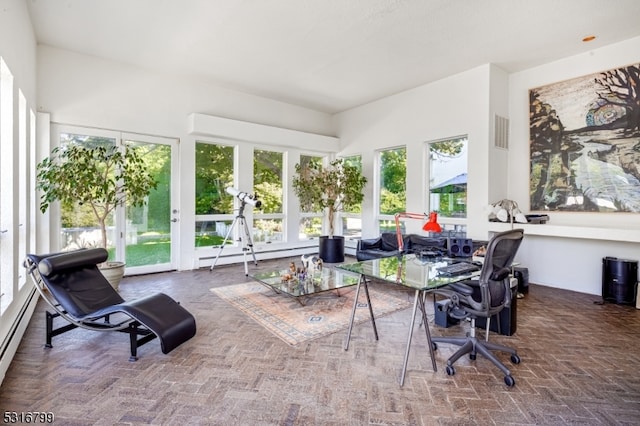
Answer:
(394, 211, 442, 251)
(487, 199, 527, 228)
(292, 158, 367, 263)
(524, 214, 549, 224)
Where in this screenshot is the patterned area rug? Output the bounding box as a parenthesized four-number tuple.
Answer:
(210, 282, 411, 346)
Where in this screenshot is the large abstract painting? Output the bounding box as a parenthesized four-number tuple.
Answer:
(529, 63, 640, 212)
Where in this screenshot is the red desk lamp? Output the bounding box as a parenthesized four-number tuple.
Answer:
(394, 211, 442, 251)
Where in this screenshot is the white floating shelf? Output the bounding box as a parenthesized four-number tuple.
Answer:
(487, 222, 640, 243)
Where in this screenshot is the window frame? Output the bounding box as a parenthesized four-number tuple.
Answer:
(376, 145, 407, 233)
(426, 135, 469, 233)
(340, 154, 365, 240)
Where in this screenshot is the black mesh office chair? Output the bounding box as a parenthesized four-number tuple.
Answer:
(431, 228, 524, 386)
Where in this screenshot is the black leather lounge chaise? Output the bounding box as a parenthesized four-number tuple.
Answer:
(24, 248, 197, 361)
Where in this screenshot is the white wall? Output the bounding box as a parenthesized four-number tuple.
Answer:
(36, 45, 337, 271)
(505, 36, 640, 295)
(37, 46, 335, 139)
(334, 64, 504, 241)
(0, 1, 36, 103)
(336, 38, 640, 297)
(0, 0, 39, 388)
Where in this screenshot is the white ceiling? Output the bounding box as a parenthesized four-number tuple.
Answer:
(27, 0, 640, 114)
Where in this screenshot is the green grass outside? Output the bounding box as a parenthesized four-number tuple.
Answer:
(114, 235, 226, 267)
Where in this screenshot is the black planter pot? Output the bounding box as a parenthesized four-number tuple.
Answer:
(318, 235, 345, 263)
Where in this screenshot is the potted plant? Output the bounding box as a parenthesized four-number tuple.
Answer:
(292, 158, 367, 263)
(36, 142, 158, 290)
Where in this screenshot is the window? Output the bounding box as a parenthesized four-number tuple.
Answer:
(57, 133, 117, 253)
(194, 142, 235, 248)
(0, 55, 38, 363)
(298, 154, 324, 240)
(428, 136, 468, 219)
(0, 57, 14, 313)
(29, 110, 36, 253)
(378, 147, 406, 232)
(18, 90, 27, 289)
(341, 154, 364, 238)
(253, 149, 284, 243)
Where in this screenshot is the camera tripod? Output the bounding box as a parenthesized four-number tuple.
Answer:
(210, 201, 257, 276)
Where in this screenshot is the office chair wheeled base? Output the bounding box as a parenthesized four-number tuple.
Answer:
(432, 335, 521, 387)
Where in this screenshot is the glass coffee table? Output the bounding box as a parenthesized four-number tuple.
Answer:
(250, 267, 360, 306)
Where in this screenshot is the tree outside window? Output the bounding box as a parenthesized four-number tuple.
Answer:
(342, 154, 364, 237)
(253, 149, 283, 243)
(298, 155, 324, 240)
(378, 147, 406, 231)
(195, 142, 234, 215)
(194, 142, 234, 247)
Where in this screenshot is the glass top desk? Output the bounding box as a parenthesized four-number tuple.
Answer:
(338, 254, 481, 386)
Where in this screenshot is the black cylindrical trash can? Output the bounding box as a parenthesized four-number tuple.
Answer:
(513, 267, 529, 294)
(602, 257, 638, 305)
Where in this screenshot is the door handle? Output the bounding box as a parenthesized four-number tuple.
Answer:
(171, 218, 179, 223)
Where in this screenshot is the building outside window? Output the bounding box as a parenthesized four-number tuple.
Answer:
(428, 136, 468, 235)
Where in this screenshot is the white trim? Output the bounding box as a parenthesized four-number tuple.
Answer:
(488, 222, 640, 243)
(188, 113, 339, 152)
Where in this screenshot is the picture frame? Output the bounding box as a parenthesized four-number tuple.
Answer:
(529, 63, 640, 212)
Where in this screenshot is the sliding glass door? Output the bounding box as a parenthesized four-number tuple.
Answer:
(51, 125, 178, 274)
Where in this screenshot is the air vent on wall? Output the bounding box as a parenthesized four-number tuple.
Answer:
(494, 114, 509, 150)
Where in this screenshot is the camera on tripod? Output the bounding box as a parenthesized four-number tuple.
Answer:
(211, 187, 261, 274)
(226, 187, 262, 208)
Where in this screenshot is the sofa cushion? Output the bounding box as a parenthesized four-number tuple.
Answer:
(356, 232, 462, 261)
(357, 237, 382, 251)
(380, 232, 401, 251)
(356, 248, 401, 261)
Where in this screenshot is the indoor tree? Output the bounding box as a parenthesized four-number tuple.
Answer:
(36, 143, 158, 251)
(292, 157, 367, 238)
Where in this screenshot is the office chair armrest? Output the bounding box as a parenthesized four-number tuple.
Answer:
(447, 281, 474, 296)
(490, 266, 511, 281)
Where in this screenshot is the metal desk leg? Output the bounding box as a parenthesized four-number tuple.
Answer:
(344, 274, 363, 350)
(400, 289, 421, 387)
(418, 290, 438, 372)
(344, 275, 378, 351)
(361, 276, 378, 341)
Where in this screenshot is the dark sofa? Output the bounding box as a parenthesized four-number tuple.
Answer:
(356, 232, 448, 261)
